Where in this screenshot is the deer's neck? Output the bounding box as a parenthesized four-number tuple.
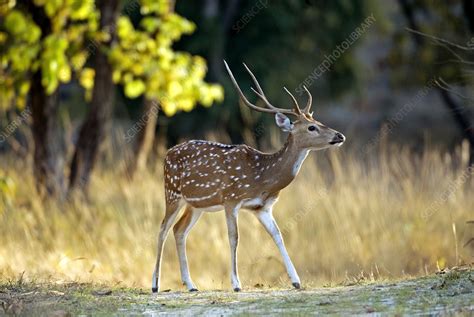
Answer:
(259, 134, 309, 192)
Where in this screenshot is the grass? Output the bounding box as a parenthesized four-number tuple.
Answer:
(0, 141, 473, 291)
(1, 267, 473, 315)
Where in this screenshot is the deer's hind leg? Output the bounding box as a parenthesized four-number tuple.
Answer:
(152, 198, 184, 293)
(173, 205, 203, 291)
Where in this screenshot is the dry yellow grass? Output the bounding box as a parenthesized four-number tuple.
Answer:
(0, 143, 473, 290)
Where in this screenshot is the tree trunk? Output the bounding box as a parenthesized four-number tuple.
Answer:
(28, 1, 64, 198)
(398, 0, 474, 167)
(438, 90, 474, 166)
(30, 71, 64, 197)
(69, 0, 120, 193)
(203, 0, 240, 82)
(463, 0, 474, 33)
(202, 0, 248, 144)
(128, 98, 159, 177)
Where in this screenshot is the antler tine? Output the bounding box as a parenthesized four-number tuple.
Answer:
(243, 63, 302, 116)
(242, 63, 279, 111)
(224, 60, 280, 114)
(283, 87, 303, 115)
(224, 60, 299, 116)
(302, 85, 313, 115)
(249, 87, 296, 116)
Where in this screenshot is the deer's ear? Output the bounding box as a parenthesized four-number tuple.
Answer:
(275, 113, 293, 132)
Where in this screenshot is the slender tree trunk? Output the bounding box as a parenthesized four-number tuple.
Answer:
(463, 0, 474, 33)
(438, 90, 474, 166)
(128, 98, 159, 177)
(30, 71, 64, 197)
(204, 0, 239, 82)
(203, 0, 247, 144)
(398, 0, 474, 167)
(69, 0, 120, 192)
(462, 0, 474, 166)
(28, 2, 64, 197)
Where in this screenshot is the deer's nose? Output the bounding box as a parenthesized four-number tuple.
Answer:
(332, 132, 345, 144)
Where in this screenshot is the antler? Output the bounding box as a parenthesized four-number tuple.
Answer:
(302, 85, 313, 115)
(224, 60, 302, 116)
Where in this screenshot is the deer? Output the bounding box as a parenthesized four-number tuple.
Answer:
(151, 61, 345, 293)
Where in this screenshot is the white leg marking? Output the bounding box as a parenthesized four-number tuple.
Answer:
(256, 209, 301, 286)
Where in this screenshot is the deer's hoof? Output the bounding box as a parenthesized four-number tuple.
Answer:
(152, 287, 158, 293)
(233, 287, 241, 292)
(292, 282, 301, 289)
(189, 288, 199, 292)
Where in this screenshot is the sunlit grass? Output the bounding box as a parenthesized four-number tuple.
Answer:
(0, 143, 472, 290)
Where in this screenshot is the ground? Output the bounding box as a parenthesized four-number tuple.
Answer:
(1, 268, 473, 316)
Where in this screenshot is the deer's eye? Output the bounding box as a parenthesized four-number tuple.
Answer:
(308, 125, 319, 132)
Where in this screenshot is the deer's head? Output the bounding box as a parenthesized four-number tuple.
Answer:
(224, 61, 345, 151)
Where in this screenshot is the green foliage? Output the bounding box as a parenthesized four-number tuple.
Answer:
(0, 0, 221, 116)
(0, 9, 41, 109)
(0, 0, 97, 109)
(111, 0, 223, 116)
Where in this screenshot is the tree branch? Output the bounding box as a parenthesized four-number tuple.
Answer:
(405, 27, 474, 51)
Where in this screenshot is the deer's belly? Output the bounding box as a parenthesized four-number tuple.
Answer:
(241, 197, 264, 209)
(191, 202, 258, 213)
(186, 195, 276, 212)
(192, 205, 224, 212)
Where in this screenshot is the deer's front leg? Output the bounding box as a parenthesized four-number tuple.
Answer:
(256, 209, 301, 289)
(225, 204, 242, 291)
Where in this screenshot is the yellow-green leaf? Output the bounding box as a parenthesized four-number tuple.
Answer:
(124, 79, 145, 98)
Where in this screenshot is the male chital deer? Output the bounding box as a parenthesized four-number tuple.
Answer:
(151, 61, 345, 292)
